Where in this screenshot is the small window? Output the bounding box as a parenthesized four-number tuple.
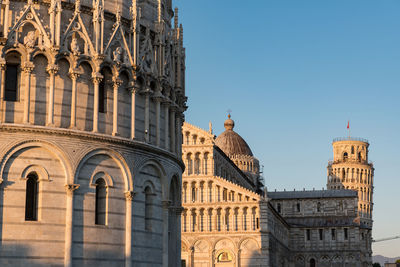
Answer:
(98, 78, 106, 113)
(343, 152, 348, 160)
(344, 228, 348, 240)
(145, 186, 153, 231)
(25, 173, 38, 221)
(331, 229, 336, 240)
(277, 203, 281, 213)
(306, 229, 311, 241)
(95, 178, 107, 225)
(351, 146, 355, 154)
(296, 203, 301, 212)
(317, 202, 321, 212)
(358, 152, 362, 161)
(4, 64, 19, 102)
(319, 229, 323, 240)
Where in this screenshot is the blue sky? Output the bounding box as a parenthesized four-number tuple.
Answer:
(175, 0, 400, 257)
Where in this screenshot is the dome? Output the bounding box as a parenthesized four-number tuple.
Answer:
(215, 115, 253, 157)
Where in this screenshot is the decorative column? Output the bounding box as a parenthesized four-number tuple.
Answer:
(212, 209, 217, 231)
(162, 200, 171, 267)
(175, 113, 182, 155)
(163, 99, 170, 150)
(176, 207, 183, 266)
(130, 84, 137, 139)
(0, 63, 6, 123)
(143, 86, 152, 143)
(124, 191, 135, 267)
(46, 64, 58, 126)
(92, 72, 102, 133)
(153, 90, 163, 146)
(170, 107, 176, 153)
(238, 208, 243, 231)
(112, 77, 122, 136)
(69, 72, 80, 128)
(3, 0, 9, 36)
(55, 0, 62, 47)
(22, 63, 34, 124)
(64, 184, 80, 267)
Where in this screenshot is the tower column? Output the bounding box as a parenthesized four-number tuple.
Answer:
(22, 63, 33, 124)
(46, 64, 58, 126)
(64, 184, 79, 267)
(0, 63, 6, 123)
(69, 71, 80, 128)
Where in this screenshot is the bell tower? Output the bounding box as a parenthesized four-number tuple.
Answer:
(327, 137, 374, 227)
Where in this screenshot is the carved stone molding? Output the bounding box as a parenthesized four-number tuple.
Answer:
(124, 191, 135, 201)
(65, 184, 80, 195)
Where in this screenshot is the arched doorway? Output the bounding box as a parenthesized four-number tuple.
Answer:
(310, 258, 316, 267)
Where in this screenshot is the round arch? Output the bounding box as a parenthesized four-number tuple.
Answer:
(0, 139, 73, 184)
(74, 148, 132, 191)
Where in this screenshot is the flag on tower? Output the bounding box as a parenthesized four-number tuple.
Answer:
(347, 121, 350, 129)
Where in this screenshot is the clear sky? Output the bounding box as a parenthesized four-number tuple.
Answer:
(175, 0, 400, 257)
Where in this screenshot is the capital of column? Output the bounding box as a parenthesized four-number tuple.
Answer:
(46, 64, 59, 75)
(69, 71, 81, 80)
(22, 63, 34, 74)
(162, 200, 171, 210)
(112, 77, 123, 87)
(65, 184, 80, 195)
(175, 206, 185, 215)
(124, 191, 136, 201)
(152, 90, 164, 102)
(91, 72, 103, 84)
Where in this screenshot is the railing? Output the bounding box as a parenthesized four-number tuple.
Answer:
(327, 159, 373, 166)
(332, 137, 369, 143)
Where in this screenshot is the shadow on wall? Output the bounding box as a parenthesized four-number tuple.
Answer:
(0, 243, 62, 267)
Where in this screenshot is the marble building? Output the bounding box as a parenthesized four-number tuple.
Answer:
(181, 116, 373, 267)
(0, 0, 186, 266)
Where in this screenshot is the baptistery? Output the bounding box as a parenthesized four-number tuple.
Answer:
(0, 0, 186, 266)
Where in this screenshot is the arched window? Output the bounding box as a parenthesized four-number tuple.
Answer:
(145, 186, 153, 231)
(98, 71, 106, 113)
(25, 173, 38, 221)
(351, 146, 355, 154)
(310, 258, 316, 267)
(343, 152, 348, 161)
(95, 178, 107, 225)
(203, 153, 208, 175)
(317, 202, 321, 212)
(358, 152, 362, 161)
(194, 154, 200, 174)
(187, 154, 193, 175)
(4, 53, 21, 102)
(191, 186, 196, 202)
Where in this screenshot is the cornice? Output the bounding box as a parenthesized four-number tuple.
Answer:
(0, 124, 185, 171)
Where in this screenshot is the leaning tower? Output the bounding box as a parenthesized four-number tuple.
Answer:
(327, 137, 374, 227)
(0, 0, 186, 266)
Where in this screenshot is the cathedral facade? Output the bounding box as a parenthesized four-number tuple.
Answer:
(0, 0, 186, 266)
(181, 117, 373, 267)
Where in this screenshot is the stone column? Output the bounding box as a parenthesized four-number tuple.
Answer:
(0, 63, 6, 123)
(162, 200, 171, 267)
(176, 113, 182, 155)
(163, 100, 170, 150)
(176, 207, 183, 266)
(64, 184, 80, 267)
(153, 91, 163, 146)
(170, 107, 176, 153)
(212, 209, 217, 231)
(55, 2, 62, 47)
(143, 87, 152, 143)
(22, 64, 33, 124)
(46, 64, 59, 126)
(124, 191, 135, 267)
(69, 72, 80, 128)
(92, 73, 102, 133)
(130, 85, 137, 139)
(3, 0, 9, 36)
(112, 77, 122, 136)
(238, 208, 243, 231)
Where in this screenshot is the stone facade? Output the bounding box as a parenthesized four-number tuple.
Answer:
(181, 118, 373, 267)
(0, 0, 186, 266)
